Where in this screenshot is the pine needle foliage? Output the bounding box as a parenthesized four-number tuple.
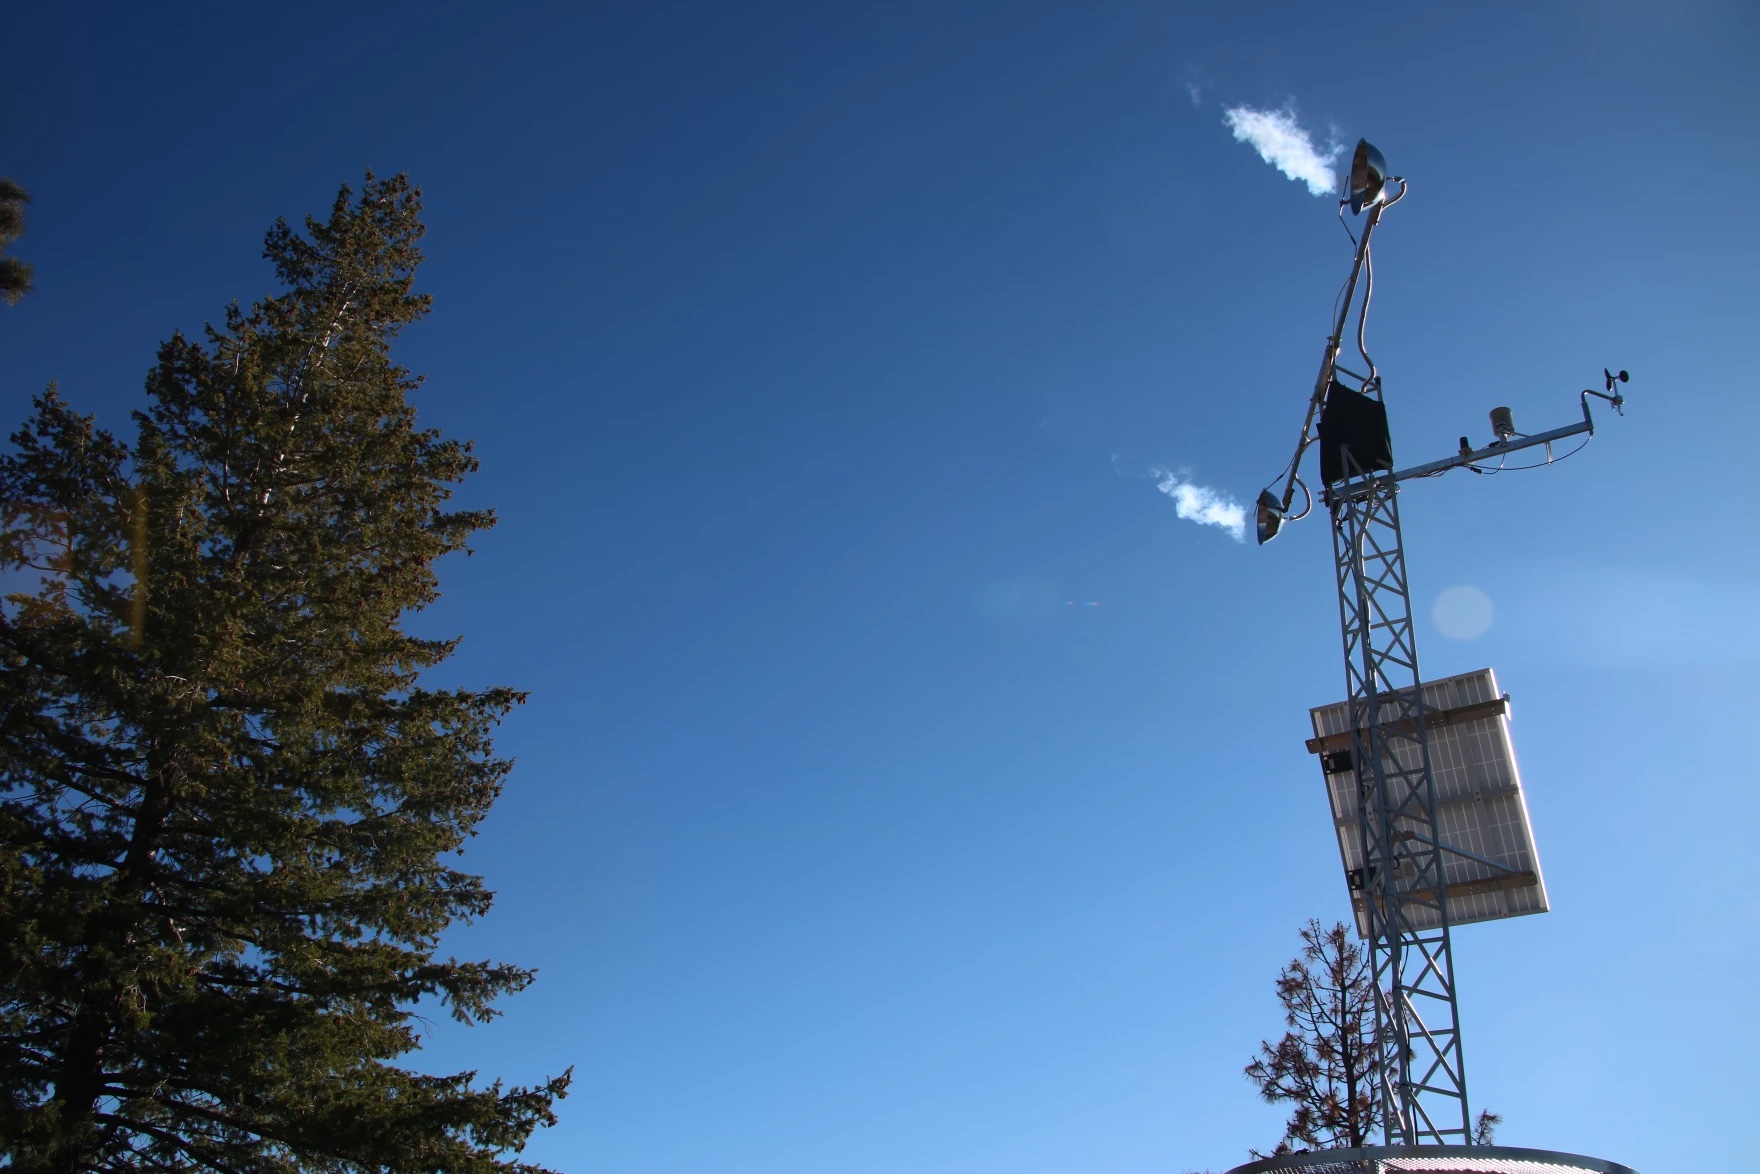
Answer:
(1244, 919, 1379, 1155)
(1242, 920, 1502, 1157)
(0, 177, 35, 304)
(0, 174, 570, 1172)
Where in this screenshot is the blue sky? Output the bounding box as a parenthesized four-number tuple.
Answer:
(5, 3, 1758, 1171)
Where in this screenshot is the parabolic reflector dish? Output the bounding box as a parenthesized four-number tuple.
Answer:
(1307, 667, 1548, 936)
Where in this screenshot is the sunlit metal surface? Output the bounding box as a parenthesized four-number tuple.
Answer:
(1309, 668, 1549, 935)
(1348, 139, 1388, 213)
(1225, 1144, 1639, 1174)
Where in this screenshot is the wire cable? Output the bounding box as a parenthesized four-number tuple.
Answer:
(1417, 435, 1594, 479)
(1262, 438, 1314, 498)
(1329, 203, 1359, 338)
(1349, 179, 1407, 392)
(1356, 243, 1378, 390)
(1287, 475, 1313, 521)
(1330, 267, 1352, 342)
(1472, 435, 1593, 473)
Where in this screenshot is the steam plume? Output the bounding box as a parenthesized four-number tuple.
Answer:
(1153, 469, 1247, 542)
(1222, 106, 1341, 197)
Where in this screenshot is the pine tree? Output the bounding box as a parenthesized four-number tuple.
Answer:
(0, 174, 570, 1172)
(1243, 920, 1500, 1156)
(1244, 919, 1380, 1155)
(0, 177, 35, 304)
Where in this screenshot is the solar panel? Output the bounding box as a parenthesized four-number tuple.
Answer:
(1307, 667, 1549, 935)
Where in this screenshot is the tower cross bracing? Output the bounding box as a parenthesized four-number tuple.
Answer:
(1330, 445, 1468, 1145)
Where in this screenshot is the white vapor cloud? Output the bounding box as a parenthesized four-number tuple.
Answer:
(1222, 105, 1341, 197)
(1152, 468, 1247, 542)
(1184, 71, 1206, 108)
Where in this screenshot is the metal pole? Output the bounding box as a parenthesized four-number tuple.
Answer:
(1266, 201, 1387, 520)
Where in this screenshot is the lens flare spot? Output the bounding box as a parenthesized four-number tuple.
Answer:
(1432, 585, 1493, 641)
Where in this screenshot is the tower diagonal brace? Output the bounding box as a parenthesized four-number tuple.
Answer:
(1330, 450, 1472, 1146)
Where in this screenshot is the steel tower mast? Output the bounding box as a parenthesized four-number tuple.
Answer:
(1253, 141, 1626, 1147)
(1330, 427, 1466, 1145)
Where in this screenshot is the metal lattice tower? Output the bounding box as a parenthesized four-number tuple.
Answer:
(1255, 151, 1472, 1142)
(1255, 139, 1627, 1150)
(1330, 445, 1468, 1145)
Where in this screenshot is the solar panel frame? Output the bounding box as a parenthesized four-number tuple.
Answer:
(1309, 667, 1549, 936)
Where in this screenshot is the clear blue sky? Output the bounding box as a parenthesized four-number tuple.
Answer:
(5, 4, 1758, 1171)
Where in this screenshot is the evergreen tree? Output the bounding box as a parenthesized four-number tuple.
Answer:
(0, 174, 569, 1172)
(1243, 920, 1500, 1156)
(1244, 919, 1380, 1155)
(0, 177, 35, 304)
